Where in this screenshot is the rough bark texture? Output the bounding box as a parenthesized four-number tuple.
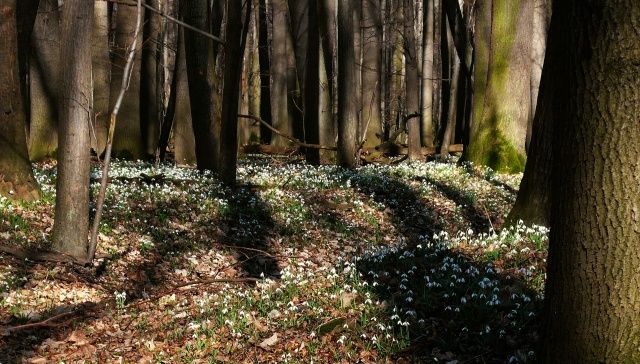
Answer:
(92, 2, 111, 155)
(466, 0, 532, 173)
(15, 0, 39, 129)
(319, 0, 337, 164)
(404, 0, 421, 160)
(337, 0, 359, 168)
(527, 0, 549, 151)
(257, 0, 272, 144)
(440, 16, 460, 156)
(541, 1, 640, 361)
(28, 0, 59, 161)
(361, 0, 382, 148)
(304, 0, 320, 165)
(219, 0, 250, 186)
(181, 0, 218, 171)
(110, 3, 144, 159)
(270, 0, 292, 147)
(432, 0, 442, 136)
(52, 0, 94, 258)
(0, 0, 40, 201)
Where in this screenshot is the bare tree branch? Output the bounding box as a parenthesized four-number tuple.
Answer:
(238, 114, 337, 151)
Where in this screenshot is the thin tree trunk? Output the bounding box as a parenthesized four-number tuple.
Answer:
(0, 0, 40, 201)
(52, 0, 94, 259)
(404, 0, 421, 160)
(271, 0, 292, 147)
(173, 28, 196, 165)
(541, 1, 640, 361)
(421, 0, 435, 147)
(337, 0, 359, 168)
(304, 0, 320, 165)
(140, 0, 161, 159)
(361, 0, 382, 148)
(432, 0, 442, 136)
(16, 0, 39, 129)
(440, 16, 460, 157)
(219, 0, 251, 186)
(319, 0, 337, 163)
(257, 0, 272, 144)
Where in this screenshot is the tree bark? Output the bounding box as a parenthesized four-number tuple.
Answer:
(270, 0, 292, 147)
(181, 0, 218, 171)
(304, 0, 320, 165)
(319, 0, 337, 163)
(541, 1, 640, 361)
(140, 0, 162, 159)
(92, 1, 111, 156)
(110, 3, 144, 160)
(466, 0, 533, 173)
(219, 0, 251, 186)
(420, 0, 435, 147)
(361, 0, 382, 148)
(257, 0, 272, 144)
(404, 0, 421, 161)
(52, 0, 94, 259)
(527, 0, 550, 152)
(173, 28, 196, 165)
(337, 0, 359, 168)
(28, 0, 59, 161)
(0, 0, 40, 201)
(440, 16, 460, 157)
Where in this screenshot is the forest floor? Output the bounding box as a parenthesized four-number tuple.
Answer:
(0, 155, 547, 363)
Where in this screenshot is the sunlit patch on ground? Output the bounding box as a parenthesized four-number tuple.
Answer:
(0, 156, 546, 363)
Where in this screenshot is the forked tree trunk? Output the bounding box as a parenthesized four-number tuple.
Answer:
(52, 0, 94, 259)
(337, 0, 359, 168)
(0, 0, 40, 201)
(541, 1, 640, 361)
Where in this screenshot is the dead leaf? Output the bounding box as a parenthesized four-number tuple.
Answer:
(258, 333, 278, 351)
(67, 330, 88, 346)
(316, 317, 346, 336)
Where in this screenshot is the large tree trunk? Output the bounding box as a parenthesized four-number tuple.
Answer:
(15, 0, 39, 130)
(0, 0, 40, 201)
(181, 0, 219, 171)
(219, 0, 250, 186)
(257, 0, 272, 144)
(110, 3, 144, 160)
(52, 0, 94, 259)
(361, 0, 382, 148)
(337, 0, 359, 168)
(404, 0, 421, 160)
(540, 1, 640, 361)
(466, 0, 532, 173)
(527, 0, 550, 152)
(28, 0, 59, 161)
(304, 0, 320, 165)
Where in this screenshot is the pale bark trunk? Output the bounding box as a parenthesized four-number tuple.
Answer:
(140, 0, 161, 159)
(304, 0, 320, 164)
(404, 0, 421, 160)
(440, 16, 460, 156)
(258, 0, 272, 144)
(92, 2, 111, 155)
(270, 0, 292, 147)
(421, 0, 435, 147)
(361, 0, 382, 148)
(527, 0, 549, 152)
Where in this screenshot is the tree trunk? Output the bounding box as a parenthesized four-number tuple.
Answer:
(173, 28, 196, 165)
(527, 0, 550, 152)
(404, 0, 421, 160)
(140, 0, 162, 159)
(432, 0, 442, 137)
(219, 0, 250, 186)
(361, 0, 382, 148)
(181, 0, 219, 171)
(0, 0, 40, 201)
(92, 2, 111, 156)
(319, 0, 337, 163)
(16, 0, 39, 130)
(421, 0, 435, 147)
(466, 0, 532, 173)
(257, 0, 272, 144)
(541, 1, 640, 361)
(52, 0, 94, 259)
(440, 15, 460, 157)
(304, 0, 320, 165)
(28, 0, 59, 161)
(109, 3, 144, 160)
(270, 0, 292, 147)
(337, 0, 359, 168)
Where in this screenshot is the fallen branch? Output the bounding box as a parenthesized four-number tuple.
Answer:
(238, 114, 337, 151)
(88, 0, 143, 263)
(2, 311, 78, 334)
